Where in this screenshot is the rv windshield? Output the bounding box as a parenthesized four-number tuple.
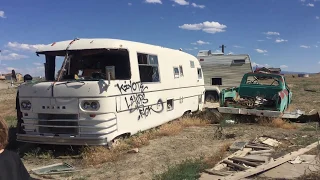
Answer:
(45, 49, 131, 81)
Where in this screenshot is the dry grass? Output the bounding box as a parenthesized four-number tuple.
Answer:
(285, 74, 320, 113)
(81, 117, 211, 166)
(203, 142, 231, 167)
(257, 117, 298, 130)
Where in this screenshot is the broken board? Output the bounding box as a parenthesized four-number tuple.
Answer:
(31, 162, 78, 175)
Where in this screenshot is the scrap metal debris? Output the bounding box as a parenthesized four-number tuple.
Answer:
(31, 162, 78, 175)
(200, 138, 320, 180)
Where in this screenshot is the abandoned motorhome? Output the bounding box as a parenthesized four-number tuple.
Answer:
(16, 38, 205, 146)
(196, 50, 253, 102)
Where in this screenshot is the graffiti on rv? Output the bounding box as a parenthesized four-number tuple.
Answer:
(116, 80, 164, 120)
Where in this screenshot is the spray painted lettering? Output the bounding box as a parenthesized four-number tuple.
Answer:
(116, 81, 164, 120)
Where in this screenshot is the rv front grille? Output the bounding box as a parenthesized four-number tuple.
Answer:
(38, 114, 79, 135)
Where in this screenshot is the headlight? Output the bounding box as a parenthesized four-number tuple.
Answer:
(83, 102, 91, 110)
(81, 101, 100, 111)
(21, 100, 31, 110)
(90, 102, 98, 110)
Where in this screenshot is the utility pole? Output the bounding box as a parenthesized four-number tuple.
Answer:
(219, 44, 226, 54)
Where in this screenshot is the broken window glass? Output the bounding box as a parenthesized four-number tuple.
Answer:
(137, 53, 160, 83)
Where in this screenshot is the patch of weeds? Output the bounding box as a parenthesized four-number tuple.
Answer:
(24, 147, 54, 159)
(59, 173, 75, 178)
(300, 126, 317, 131)
(258, 117, 297, 130)
(153, 143, 231, 180)
(81, 117, 212, 167)
(74, 177, 88, 180)
(4, 115, 17, 127)
(203, 143, 231, 167)
(296, 171, 320, 180)
(292, 135, 318, 147)
(152, 158, 208, 180)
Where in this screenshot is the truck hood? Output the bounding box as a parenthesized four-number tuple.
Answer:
(18, 81, 109, 98)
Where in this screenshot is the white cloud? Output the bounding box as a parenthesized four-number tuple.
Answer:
(233, 45, 243, 48)
(128, 2, 132, 5)
(275, 39, 288, 43)
(0, 11, 6, 18)
(257, 40, 265, 42)
(255, 49, 268, 53)
(6, 67, 20, 71)
(173, 0, 189, 5)
(306, 3, 315, 7)
(301, 0, 306, 2)
(7, 42, 47, 52)
(316, 16, 319, 19)
(266, 37, 272, 39)
(280, 65, 288, 68)
(33, 62, 43, 66)
(0, 50, 11, 54)
(228, 51, 234, 55)
(145, 0, 162, 4)
(263, 31, 280, 36)
(191, 40, 210, 45)
(191, 3, 205, 8)
(179, 21, 227, 34)
(300, 45, 311, 48)
(0, 53, 28, 60)
(252, 62, 271, 68)
(194, 47, 198, 49)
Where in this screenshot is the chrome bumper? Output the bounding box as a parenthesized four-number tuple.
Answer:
(16, 134, 109, 146)
(218, 107, 282, 117)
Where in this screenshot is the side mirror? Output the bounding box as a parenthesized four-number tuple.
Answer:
(24, 74, 33, 82)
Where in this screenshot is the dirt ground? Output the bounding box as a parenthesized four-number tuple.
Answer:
(1, 74, 319, 180)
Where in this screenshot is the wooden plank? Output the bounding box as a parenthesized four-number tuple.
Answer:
(219, 140, 320, 180)
(245, 145, 272, 150)
(212, 148, 252, 171)
(222, 160, 248, 171)
(249, 150, 274, 155)
(203, 169, 230, 176)
(229, 157, 260, 167)
(231, 157, 266, 163)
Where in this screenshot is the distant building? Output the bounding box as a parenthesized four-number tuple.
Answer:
(0, 73, 23, 81)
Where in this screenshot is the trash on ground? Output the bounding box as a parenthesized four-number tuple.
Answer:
(229, 141, 249, 151)
(258, 137, 282, 147)
(31, 162, 78, 175)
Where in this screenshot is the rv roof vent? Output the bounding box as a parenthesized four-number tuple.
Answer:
(212, 52, 224, 56)
(197, 50, 211, 57)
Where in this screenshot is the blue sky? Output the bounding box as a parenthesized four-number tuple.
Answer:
(0, 0, 319, 76)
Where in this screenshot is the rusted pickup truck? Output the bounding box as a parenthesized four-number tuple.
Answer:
(218, 72, 293, 118)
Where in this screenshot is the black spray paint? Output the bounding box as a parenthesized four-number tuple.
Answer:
(116, 80, 164, 120)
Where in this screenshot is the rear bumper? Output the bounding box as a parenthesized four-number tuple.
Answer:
(218, 107, 282, 117)
(16, 134, 109, 146)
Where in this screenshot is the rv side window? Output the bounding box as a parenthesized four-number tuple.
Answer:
(179, 65, 184, 76)
(197, 68, 202, 79)
(190, 61, 195, 68)
(137, 53, 160, 83)
(212, 78, 222, 85)
(173, 67, 179, 78)
(232, 59, 245, 64)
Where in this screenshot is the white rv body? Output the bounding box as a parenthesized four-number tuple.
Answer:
(16, 38, 205, 145)
(197, 50, 253, 101)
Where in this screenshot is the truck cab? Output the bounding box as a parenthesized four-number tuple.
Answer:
(218, 72, 292, 117)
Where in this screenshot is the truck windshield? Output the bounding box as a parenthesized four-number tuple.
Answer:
(245, 75, 281, 87)
(46, 49, 131, 81)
